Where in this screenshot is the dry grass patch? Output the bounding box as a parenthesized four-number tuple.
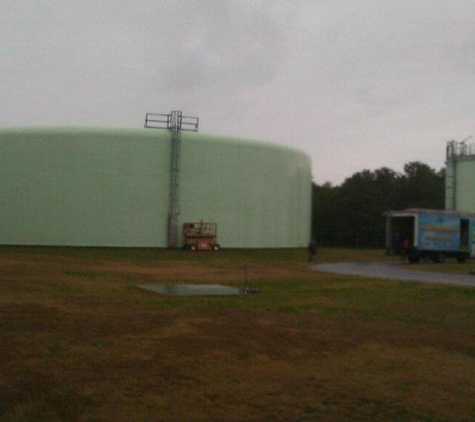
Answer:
(1, 247, 475, 421)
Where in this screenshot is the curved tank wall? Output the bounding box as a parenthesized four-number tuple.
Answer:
(0, 127, 171, 247)
(0, 127, 311, 248)
(445, 155, 475, 212)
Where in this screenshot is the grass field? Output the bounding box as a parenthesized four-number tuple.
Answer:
(1, 246, 475, 422)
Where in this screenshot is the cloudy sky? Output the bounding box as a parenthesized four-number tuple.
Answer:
(2, 1, 475, 184)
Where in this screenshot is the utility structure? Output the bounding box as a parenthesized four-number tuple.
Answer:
(445, 136, 473, 211)
(145, 110, 199, 247)
(0, 125, 311, 248)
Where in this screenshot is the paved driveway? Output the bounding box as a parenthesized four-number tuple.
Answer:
(313, 261, 475, 287)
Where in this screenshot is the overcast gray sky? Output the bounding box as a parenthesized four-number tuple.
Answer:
(2, 1, 475, 184)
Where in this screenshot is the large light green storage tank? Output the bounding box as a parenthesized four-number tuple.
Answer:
(0, 127, 311, 248)
(445, 141, 475, 213)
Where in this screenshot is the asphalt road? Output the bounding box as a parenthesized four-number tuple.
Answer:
(313, 261, 475, 287)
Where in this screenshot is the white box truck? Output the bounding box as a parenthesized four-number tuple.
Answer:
(385, 209, 475, 263)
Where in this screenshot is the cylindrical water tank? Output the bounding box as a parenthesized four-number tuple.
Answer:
(0, 127, 312, 248)
(445, 140, 475, 213)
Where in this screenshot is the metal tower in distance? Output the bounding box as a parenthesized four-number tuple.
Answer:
(145, 111, 199, 247)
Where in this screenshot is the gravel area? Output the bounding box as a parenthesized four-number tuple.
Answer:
(313, 261, 475, 287)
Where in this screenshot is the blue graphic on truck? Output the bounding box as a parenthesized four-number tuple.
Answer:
(418, 213, 460, 251)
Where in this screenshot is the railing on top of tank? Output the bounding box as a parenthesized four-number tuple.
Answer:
(446, 140, 475, 159)
(144, 112, 199, 132)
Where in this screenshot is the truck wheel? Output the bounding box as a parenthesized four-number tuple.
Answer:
(408, 251, 420, 264)
(190, 244, 197, 251)
(212, 244, 221, 251)
(456, 253, 468, 263)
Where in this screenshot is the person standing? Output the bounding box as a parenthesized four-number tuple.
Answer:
(308, 239, 318, 263)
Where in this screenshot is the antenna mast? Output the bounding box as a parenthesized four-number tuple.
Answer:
(145, 110, 199, 247)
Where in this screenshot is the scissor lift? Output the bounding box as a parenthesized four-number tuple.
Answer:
(183, 221, 220, 251)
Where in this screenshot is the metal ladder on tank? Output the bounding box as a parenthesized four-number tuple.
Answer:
(445, 140, 456, 211)
(145, 110, 199, 248)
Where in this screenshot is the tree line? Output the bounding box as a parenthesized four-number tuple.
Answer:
(311, 162, 445, 248)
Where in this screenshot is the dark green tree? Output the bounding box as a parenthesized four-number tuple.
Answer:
(311, 162, 445, 247)
(401, 161, 444, 209)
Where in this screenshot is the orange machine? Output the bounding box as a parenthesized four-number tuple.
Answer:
(183, 221, 220, 251)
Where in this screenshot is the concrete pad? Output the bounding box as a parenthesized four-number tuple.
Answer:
(138, 284, 244, 296)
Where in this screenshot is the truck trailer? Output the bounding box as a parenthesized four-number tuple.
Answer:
(385, 209, 475, 263)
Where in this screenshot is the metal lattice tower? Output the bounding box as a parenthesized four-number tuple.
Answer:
(145, 110, 199, 247)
